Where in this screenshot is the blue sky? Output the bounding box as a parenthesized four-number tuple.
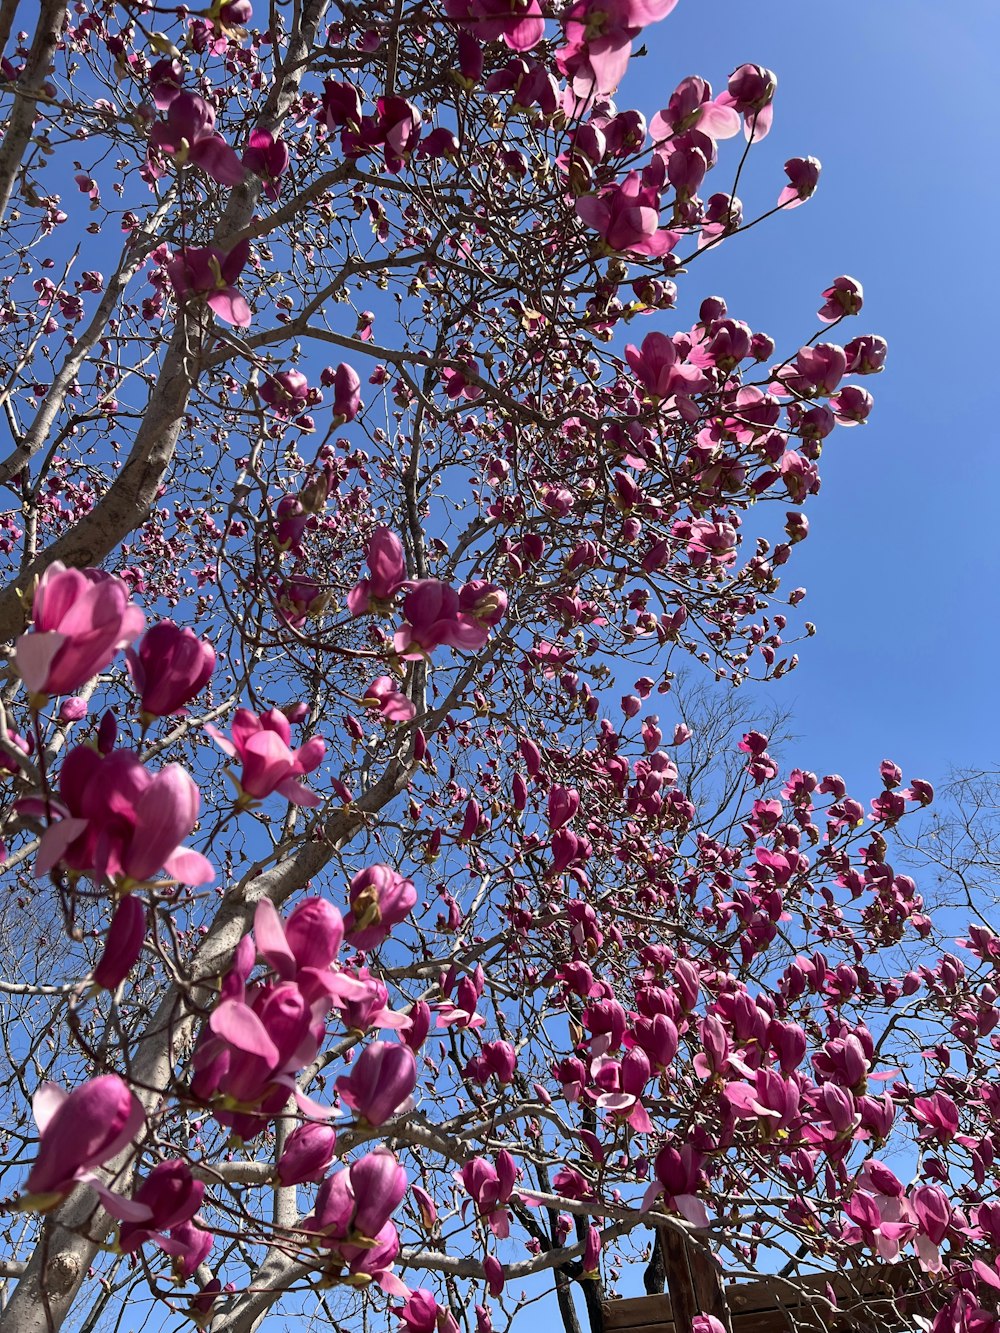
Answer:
(621, 1, 1000, 801)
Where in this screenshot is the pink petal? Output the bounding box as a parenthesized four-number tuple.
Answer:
(254, 898, 296, 979)
(210, 999, 280, 1065)
(14, 632, 66, 695)
(32, 1083, 68, 1133)
(675, 1193, 710, 1228)
(207, 288, 251, 327)
(163, 847, 216, 885)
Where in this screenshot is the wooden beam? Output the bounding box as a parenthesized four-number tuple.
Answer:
(602, 1261, 927, 1333)
(659, 1228, 733, 1333)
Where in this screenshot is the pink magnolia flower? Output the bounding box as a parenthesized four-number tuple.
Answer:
(15, 561, 145, 699)
(331, 362, 362, 421)
(165, 1219, 213, 1279)
(253, 896, 344, 979)
(260, 369, 310, 415)
(92, 895, 146, 990)
(26, 746, 213, 887)
(304, 1147, 408, 1246)
(206, 707, 325, 807)
(458, 1151, 518, 1238)
(166, 238, 251, 327)
(126, 621, 215, 719)
(149, 92, 247, 188)
(643, 1143, 708, 1226)
(344, 864, 418, 949)
(242, 128, 290, 200)
(818, 274, 864, 323)
(363, 676, 417, 723)
(347, 528, 408, 615)
(445, 0, 545, 53)
(718, 63, 777, 141)
(277, 1123, 337, 1187)
(23, 1074, 147, 1217)
(576, 174, 678, 257)
(778, 155, 821, 209)
(557, 0, 679, 96)
(398, 1289, 460, 1333)
(649, 76, 741, 144)
(845, 334, 887, 375)
(148, 58, 184, 109)
(118, 1159, 205, 1253)
(625, 331, 708, 402)
(336, 1040, 418, 1124)
(394, 580, 505, 659)
(194, 981, 329, 1134)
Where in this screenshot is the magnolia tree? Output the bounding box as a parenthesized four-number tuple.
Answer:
(0, 4, 995, 1333)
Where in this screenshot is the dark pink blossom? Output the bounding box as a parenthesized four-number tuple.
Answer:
(363, 676, 417, 723)
(126, 621, 215, 719)
(149, 92, 247, 188)
(277, 1123, 337, 1187)
(92, 896, 146, 990)
(778, 155, 821, 208)
(166, 238, 251, 327)
(242, 129, 289, 200)
(206, 707, 325, 807)
(336, 1040, 418, 1124)
(345, 864, 418, 949)
(23, 1075, 146, 1216)
(576, 173, 678, 257)
(347, 528, 407, 615)
(15, 561, 145, 699)
(26, 746, 213, 887)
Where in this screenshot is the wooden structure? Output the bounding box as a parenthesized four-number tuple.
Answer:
(601, 1231, 922, 1333)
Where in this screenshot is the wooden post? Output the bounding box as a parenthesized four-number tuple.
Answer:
(659, 1227, 734, 1333)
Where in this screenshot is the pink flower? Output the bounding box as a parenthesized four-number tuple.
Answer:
(166, 238, 251, 327)
(818, 275, 864, 322)
(118, 1159, 205, 1253)
(126, 621, 215, 718)
(718, 63, 777, 141)
(15, 561, 145, 699)
(363, 676, 417, 722)
(253, 896, 344, 978)
(23, 1074, 146, 1216)
(557, 0, 679, 96)
(260, 369, 310, 415)
(149, 92, 247, 188)
(394, 580, 502, 659)
(92, 896, 146, 990)
(206, 707, 325, 807)
(398, 1290, 460, 1333)
(778, 155, 821, 209)
(649, 76, 741, 144)
(576, 173, 678, 257)
(347, 528, 408, 615)
(27, 746, 213, 887)
(332, 362, 362, 421)
(304, 1147, 408, 1245)
(625, 331, 708, 402)
(242, 128, 290, 200)
(148, 58, 184, 109)
(445, 0, 545, 53)
(344, 864, 418, 949)
(336, 1040, 418, 1124)
(458, 1151, 518, 1238)
(277, 1123, 337, 1187)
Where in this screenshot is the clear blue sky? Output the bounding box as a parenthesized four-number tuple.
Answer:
(621, 0, 1000, 801)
